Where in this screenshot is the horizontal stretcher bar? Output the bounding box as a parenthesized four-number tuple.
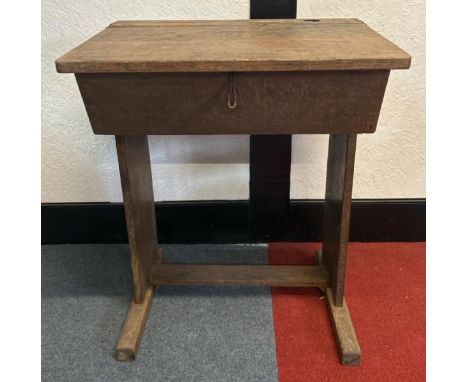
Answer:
(150, 264, 329, 288)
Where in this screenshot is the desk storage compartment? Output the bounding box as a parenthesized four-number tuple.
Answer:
(76, 71, 389, 135)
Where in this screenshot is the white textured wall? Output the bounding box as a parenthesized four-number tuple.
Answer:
(41, 0, 425, 202)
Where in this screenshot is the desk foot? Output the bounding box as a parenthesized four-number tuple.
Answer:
(115, 247, 164, 361)
(325, 288, 361, 366)
(116, 286, 155, 361)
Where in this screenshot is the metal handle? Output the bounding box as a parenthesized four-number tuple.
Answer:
(227, 72, 237, 109)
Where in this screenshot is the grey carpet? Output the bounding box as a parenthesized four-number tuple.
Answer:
(42, 244, 278, 382)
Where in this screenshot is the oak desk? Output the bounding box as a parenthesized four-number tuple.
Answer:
(56, 19, 410, 365)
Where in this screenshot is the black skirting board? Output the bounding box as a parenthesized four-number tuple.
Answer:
(42, 200, 426, 244)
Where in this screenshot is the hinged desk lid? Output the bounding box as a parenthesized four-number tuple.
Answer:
(56, 19, 411, 73)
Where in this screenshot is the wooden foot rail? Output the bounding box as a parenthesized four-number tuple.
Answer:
(150, 264, 329, 288)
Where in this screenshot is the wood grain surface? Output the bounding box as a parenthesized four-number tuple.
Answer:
(76, 71, 389, 135)
(325, 288, 361, 365)
(56, 19, 410, 73)
(115, 286, 155, 361)
(322, 134, 357, 307)
(116, 136, 158, 303)
(150, 264, 329, 288)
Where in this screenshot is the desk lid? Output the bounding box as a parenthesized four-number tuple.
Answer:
(56, 19, 411, 73)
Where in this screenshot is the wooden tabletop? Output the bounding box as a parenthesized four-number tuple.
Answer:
(56, 19, 410, 73)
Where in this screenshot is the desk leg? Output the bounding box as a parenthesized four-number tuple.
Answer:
(321, 133, 361, 365)
(115, 135, 162, 361)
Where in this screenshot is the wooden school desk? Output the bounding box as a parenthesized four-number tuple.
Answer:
(56, 19, 410, 365)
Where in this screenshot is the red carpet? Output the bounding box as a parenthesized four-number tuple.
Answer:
(269, 242, 425, 382)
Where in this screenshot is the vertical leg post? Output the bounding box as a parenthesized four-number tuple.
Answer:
(115, 135, 160, 361)
(322, 133, 361, 365)
(116, 135, 158, 303)
(322, 134, 357, 306)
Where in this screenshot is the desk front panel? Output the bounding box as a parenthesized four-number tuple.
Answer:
(76, 71, 389, 135)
